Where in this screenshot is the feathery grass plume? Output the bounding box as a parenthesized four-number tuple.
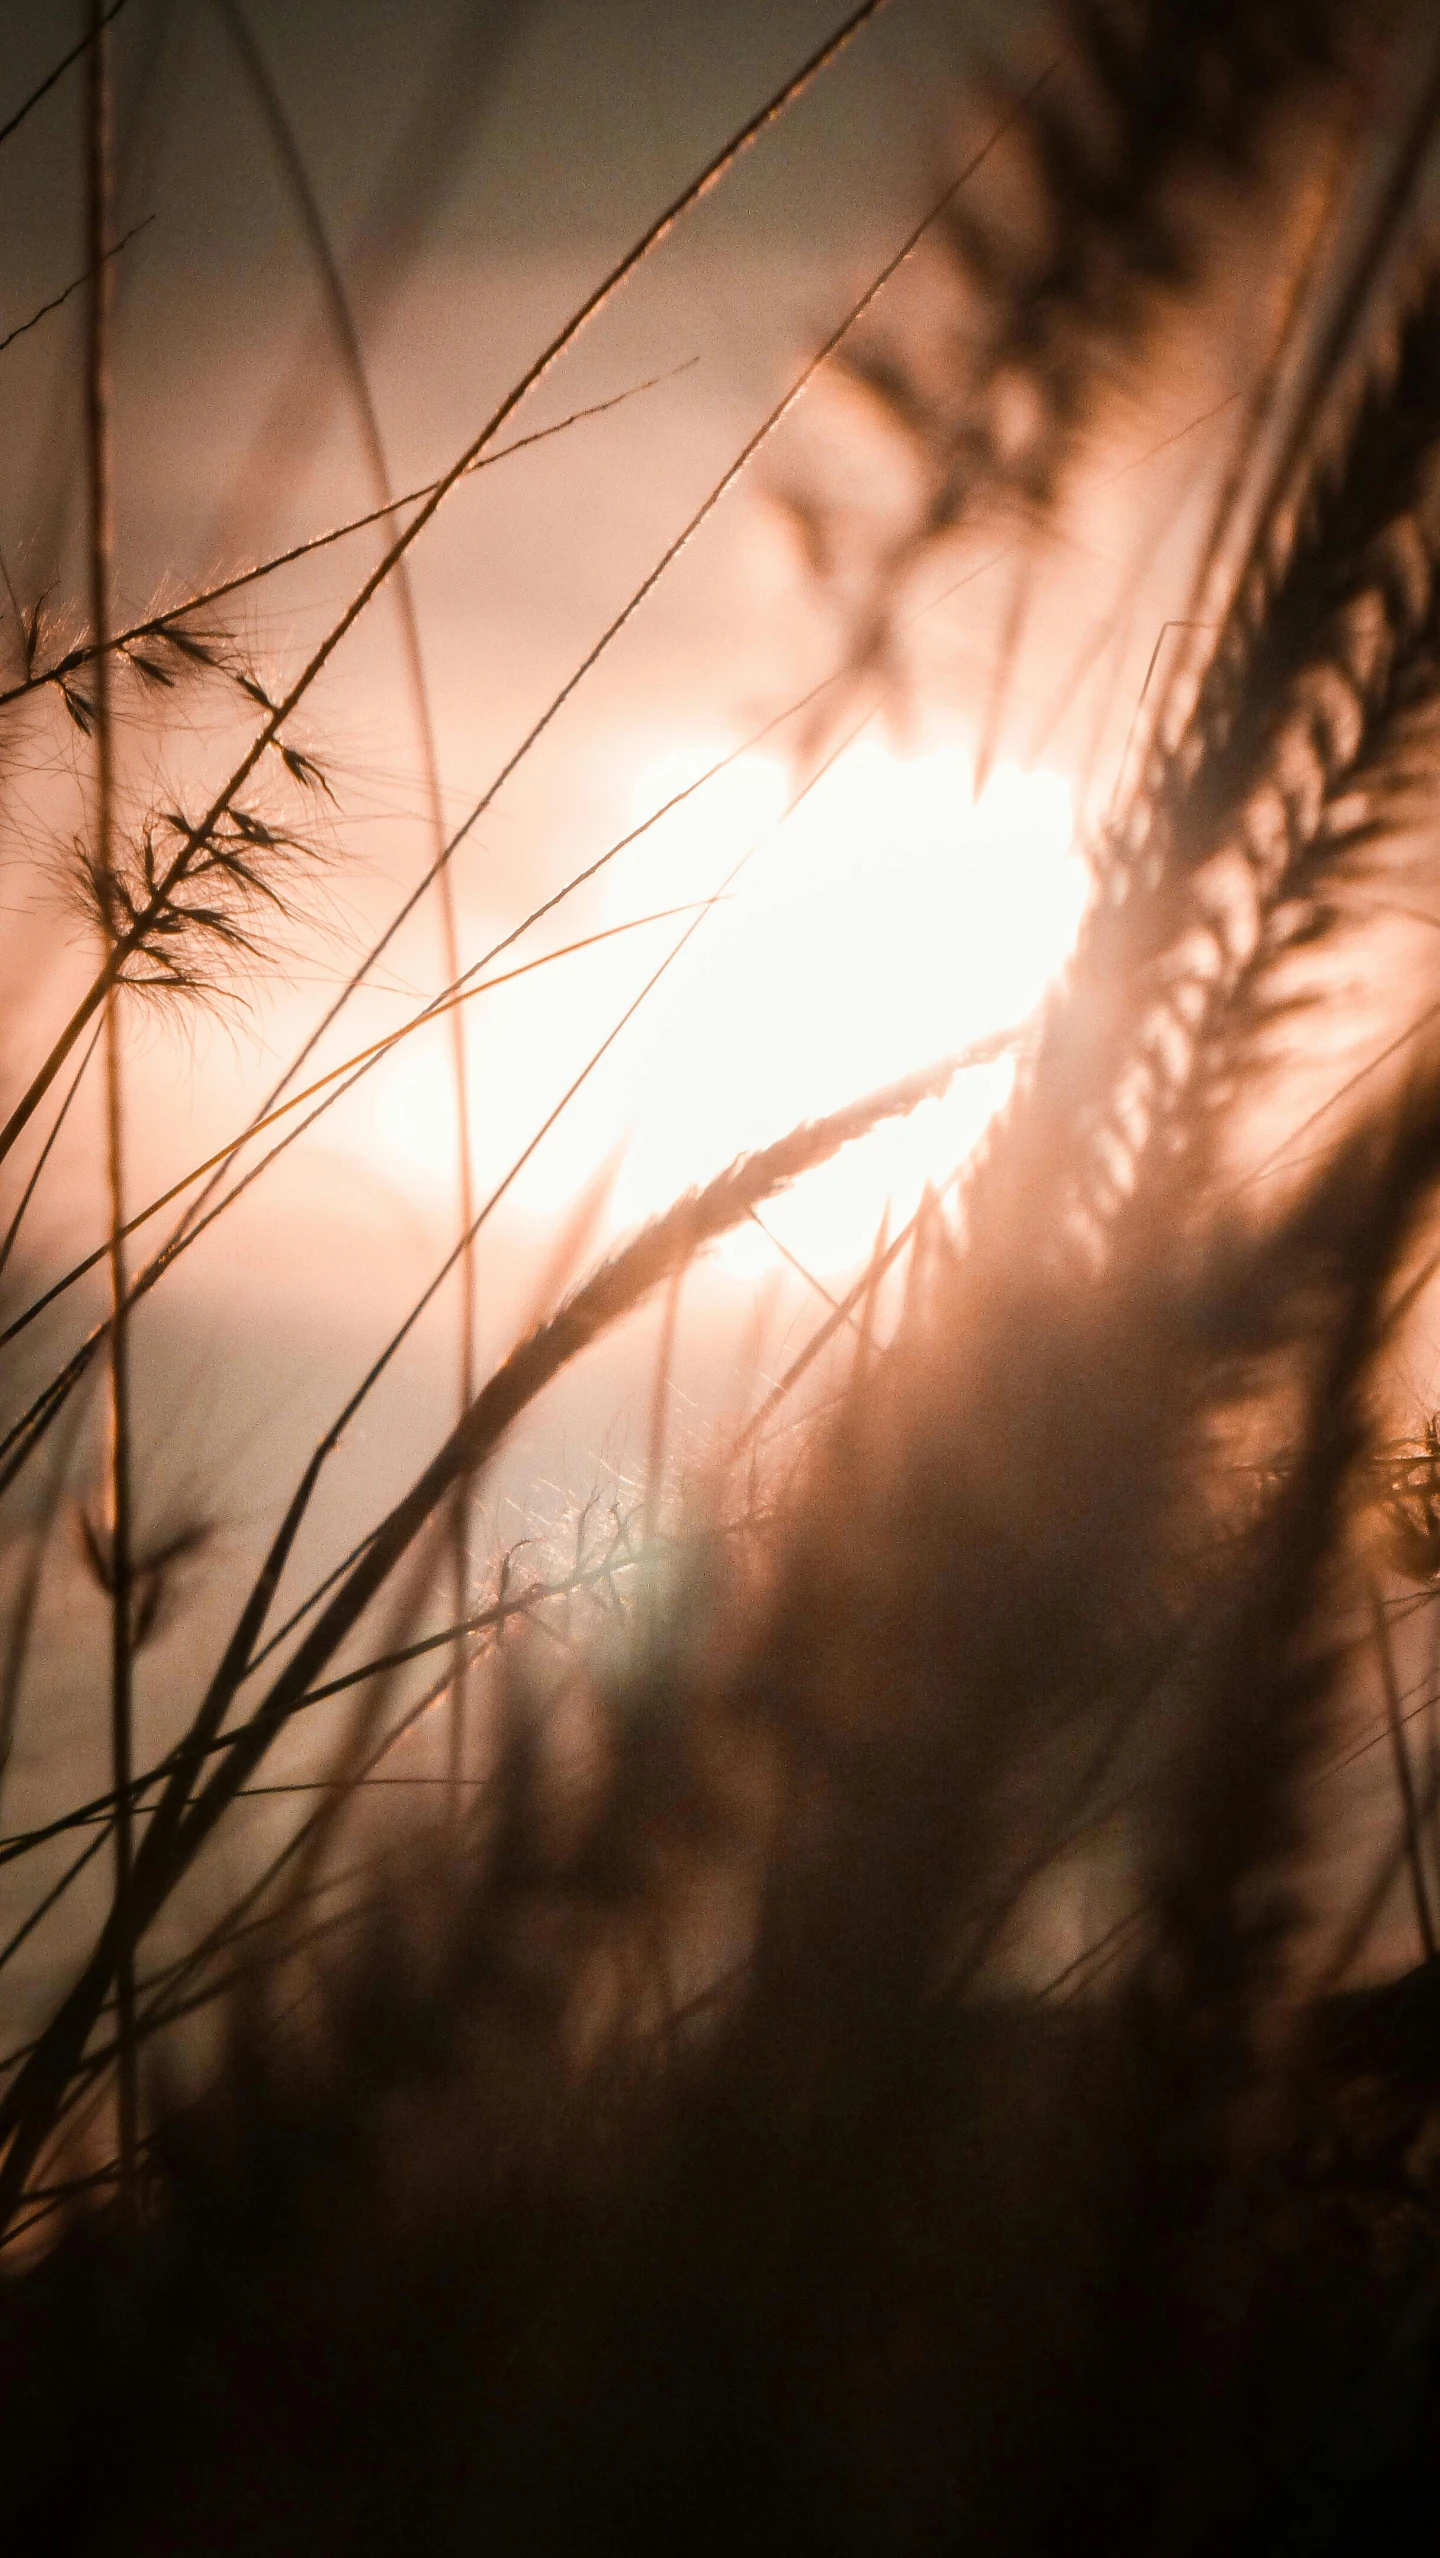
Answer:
(961, 233, 1440, 1272)
(1112, 255, 1440, 1133)
(67, 797, 329, 1000)
(0, 572, 335, 1003)
(786, 0, 1368, 711)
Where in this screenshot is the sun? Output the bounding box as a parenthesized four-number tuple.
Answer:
(605, 736, 1088, 1272)
(358, 736, 1089, 1278)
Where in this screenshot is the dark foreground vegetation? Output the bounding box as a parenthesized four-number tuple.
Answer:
(8, 0, 1440, 2547)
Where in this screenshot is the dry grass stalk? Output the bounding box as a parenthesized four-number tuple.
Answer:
(8, 9, 1440, 2548)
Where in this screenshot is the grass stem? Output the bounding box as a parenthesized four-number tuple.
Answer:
(85, 0, 136, 2215)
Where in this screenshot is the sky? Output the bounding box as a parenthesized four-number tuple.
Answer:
(3, 3, 1405, 2025)
(0, 0, 1245, 1939)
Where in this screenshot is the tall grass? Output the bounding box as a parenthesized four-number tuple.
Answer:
(4, 2, 1440, 2548)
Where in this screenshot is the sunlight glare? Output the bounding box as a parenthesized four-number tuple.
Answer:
(361, 739, 1088, 1279)
(608, 738, 1087, 1272)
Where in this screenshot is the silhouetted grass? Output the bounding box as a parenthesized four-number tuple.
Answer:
(5, 5, 1440, 2551)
